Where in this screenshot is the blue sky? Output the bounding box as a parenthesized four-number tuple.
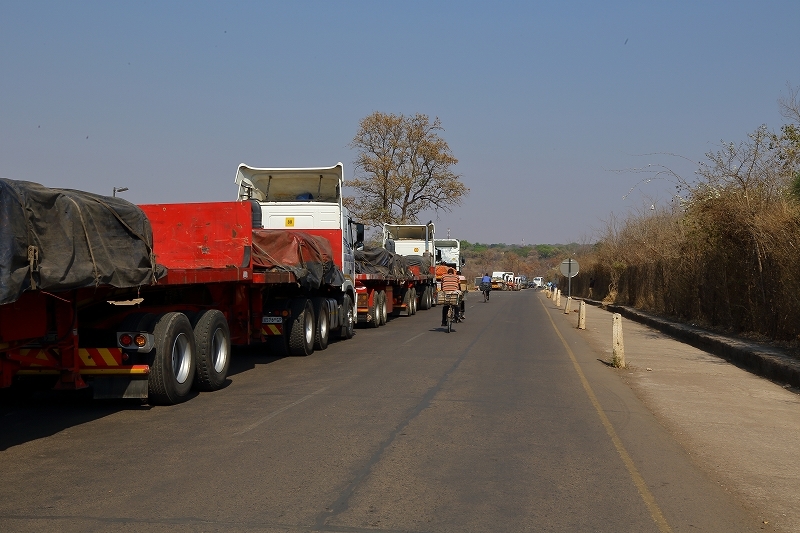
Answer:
(1, 1, 798, 244)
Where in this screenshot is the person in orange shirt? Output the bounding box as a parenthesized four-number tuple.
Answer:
(440, 267, 461, 326)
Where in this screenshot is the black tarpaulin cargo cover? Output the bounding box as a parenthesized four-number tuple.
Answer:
(404, 254, 433, 271)
(251, 229, 345, 290)
(0, 179, 160, 305)
(355, 247, 411, 277)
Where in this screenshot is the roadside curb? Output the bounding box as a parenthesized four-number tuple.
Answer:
(582, 299, 800, 388)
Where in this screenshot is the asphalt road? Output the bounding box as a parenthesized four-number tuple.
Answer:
(0, 289, 764, 532)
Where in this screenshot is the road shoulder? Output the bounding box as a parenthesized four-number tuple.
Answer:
(549, 293, 800, 533)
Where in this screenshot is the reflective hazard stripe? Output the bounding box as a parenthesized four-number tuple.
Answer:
(18, 348, 122, 368)
(17, 349, 59, 367)
(261, 324, 283, 336)
(78, 348, 122, 367)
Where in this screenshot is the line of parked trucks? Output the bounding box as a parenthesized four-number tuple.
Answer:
(473, 274, 543, 291)
(0, 163, 466, 405)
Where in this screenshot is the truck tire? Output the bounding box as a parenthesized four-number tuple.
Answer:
(378, 291, 388, 326)
(403, 288, 413, 317)
(339, 294, 354, 339)
(312, 298, 330, 350)
(367, 292, 380, 328)
(148, 312, 196, 405)
(289, 299, 315, 356)
(419, 287, 431, 310)
(192, 310, 230, 391)
(410, 288, 418, 315)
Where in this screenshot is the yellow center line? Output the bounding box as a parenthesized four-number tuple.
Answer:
(540, 297, 672, 533)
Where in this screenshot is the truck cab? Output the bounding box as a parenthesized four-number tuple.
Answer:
(235, 162, 356, 294)
(383, 223, 435, 257)
(491, 271, 514, 291)
(434, 238, 463, 270)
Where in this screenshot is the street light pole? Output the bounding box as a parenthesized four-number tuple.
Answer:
(112, 187, 128, 197)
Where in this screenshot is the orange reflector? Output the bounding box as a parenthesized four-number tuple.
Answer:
(134, 334, 147, 347)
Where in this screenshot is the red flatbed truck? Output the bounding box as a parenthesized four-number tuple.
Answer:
(234, 163, 437, 329)
(0, 180, 353, 405)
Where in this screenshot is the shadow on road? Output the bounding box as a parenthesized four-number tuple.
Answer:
(0, 384, 151, 451)
(0, 343, 296, 451)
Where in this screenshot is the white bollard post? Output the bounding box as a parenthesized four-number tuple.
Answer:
(564, 296, 571, 314)
(578, 300, 586, 329)
(612, 313, 625, 368)
(555, 289, 561, 307)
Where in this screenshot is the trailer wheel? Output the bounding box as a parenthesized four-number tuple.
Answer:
(289, 299, 315, 356)
(377, 291, 388, 326)
(410, 288, 418, 315)
(192, 310, 230, 391)
(339, 294, 355, 339)
(419, 287, 431, 310)
(312, 298, 330, 350)
(148, 312, 196, 405)
(367, 292, 380, 328)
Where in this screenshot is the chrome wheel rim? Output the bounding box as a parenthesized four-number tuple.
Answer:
(211, 327, 228, 373)
(171, 332, 192, 384)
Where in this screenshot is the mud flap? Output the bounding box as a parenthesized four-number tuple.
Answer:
(92, 377, 149, 400)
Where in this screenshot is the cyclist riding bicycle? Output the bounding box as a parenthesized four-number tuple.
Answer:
(441, 268, 462, 326)
(480, 272, 492, 301)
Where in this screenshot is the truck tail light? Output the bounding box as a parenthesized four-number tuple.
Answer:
(117, 331, 155, 353)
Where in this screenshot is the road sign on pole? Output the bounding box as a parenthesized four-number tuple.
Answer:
(560, 258, 579, 300)
(559, 259, 579, 278)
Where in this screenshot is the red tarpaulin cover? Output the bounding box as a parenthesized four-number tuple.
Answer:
(251, 230, 344, 289)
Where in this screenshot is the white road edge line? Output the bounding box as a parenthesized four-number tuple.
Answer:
(234, 387, 328, 436)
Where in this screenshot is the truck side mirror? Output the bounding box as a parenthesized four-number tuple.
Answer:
(460, 257, 466, 266)
(355, 223, 365, 250)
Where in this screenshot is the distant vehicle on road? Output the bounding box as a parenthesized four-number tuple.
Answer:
(532, 277, 544, 289)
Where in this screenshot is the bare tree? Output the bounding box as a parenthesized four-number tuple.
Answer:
(345, 112, 468, 227)
(777, 84, 800, 198)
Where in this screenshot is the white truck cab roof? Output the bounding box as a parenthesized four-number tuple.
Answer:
(235, 163, 343, 203)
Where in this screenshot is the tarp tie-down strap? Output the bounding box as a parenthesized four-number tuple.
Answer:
(66, 196, 101, 287)
(251, 241, 293, 273)
(27, 245, 39, 290)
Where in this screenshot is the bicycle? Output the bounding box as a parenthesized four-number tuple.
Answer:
(441, 292, 461, 333)
(480, 282, 491, 302)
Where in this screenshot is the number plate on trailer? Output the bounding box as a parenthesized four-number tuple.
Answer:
(262, 316, 283, 324)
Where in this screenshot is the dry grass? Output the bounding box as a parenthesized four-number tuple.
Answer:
(572, 122, 800, 341)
